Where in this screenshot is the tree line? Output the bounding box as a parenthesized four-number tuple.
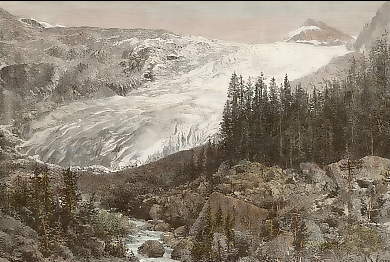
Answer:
(220, 34, 390, 168)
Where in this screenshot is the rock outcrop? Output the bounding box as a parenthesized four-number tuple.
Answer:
(0, 211, 45, 262)
(354, 1, 390, 50)
(137, 240, 165, 258)
(190, 192, 269, 236)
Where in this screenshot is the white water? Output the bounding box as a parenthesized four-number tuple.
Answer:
(20, 35, 350, 169)
(127, 219, 178, 262)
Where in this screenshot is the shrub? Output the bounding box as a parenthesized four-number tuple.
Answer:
(91, 209, 132, 241)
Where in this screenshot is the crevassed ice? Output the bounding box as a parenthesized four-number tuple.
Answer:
(20, 37, 350, 170)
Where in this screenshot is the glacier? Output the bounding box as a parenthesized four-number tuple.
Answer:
(20, 36, 350, 169)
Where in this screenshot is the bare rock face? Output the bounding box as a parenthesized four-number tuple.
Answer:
(137, 240, 165, 258)
(354, 1, 390, 50)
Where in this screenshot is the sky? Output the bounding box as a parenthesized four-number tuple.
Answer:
(0, 1, 386, 43)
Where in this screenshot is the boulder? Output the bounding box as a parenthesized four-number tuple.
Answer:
(0, 212, 44, 262)
(149, 204, 162, 221)
(85, 237, 105, 256)
(137, 240, 165, 258)
(190, 192, 268, 236)
(20, 245, 45, 262)
(126, 251, 140, 262)
(326, 156, 390, 190)
(162, 191, 205, 227)
(300, 162, 336, 191)
(256, 233, 294, 260)
(154, 221, 171, 232)
(212, 232, 229, 261)
(171, 238, 193, 262)
(54, 244, 74, 260)
(304, 219, 325, 249)
(238, 257, 261, 262)
(174, 225, 187, 238)
(160, 232, 178, 247)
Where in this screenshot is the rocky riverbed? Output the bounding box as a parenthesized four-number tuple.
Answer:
(127, 219, 178, 262)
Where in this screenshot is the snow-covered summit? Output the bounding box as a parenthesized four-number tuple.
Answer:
(19, 17, 65, 29)
(286, 18, 353, 46)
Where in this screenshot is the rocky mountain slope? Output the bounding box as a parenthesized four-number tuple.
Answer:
(286, 18, 354, 46)
(354, 1, 390, 50)
(92, 153, 390, 261)
(291, 51, 364, 90)
(0, 7, 350, 169)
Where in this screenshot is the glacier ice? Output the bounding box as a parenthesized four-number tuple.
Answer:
(20, 36, 350, 170)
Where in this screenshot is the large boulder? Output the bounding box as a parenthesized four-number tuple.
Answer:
(238, 257, 261, 262)
(160, 232, 178, 248)
(137, 240, 165, 258)
(0, 212, 44, 262)
(171, 238, 193, 262)
(300, 162, 336, 192)
(255, 233, 294, 261)
(162, 190, 205, 227)
(212, 232, 229, 261)
(174, 225, 187, 238)
(326, 156, 390, 189)
(85, 237, 105, 256)
(190, 192, 269, 236)
(149, 204, 162, 220)
(304, 219, 325, 249)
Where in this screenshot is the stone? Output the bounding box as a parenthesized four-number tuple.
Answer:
(21, 245, 45, 262)
(160, 232, 178, 247)
(137, 240, 165, 258)
(149, 204, 162, 221)
(212, 233, 229, 260)
(171, 238, 193, 262)
(174, 225, 187, 238)
(190, 192, 268, 236)
(300, 162, 336, 191)
(154, 221, 171, 232)
(238, 257, 261, 262)
(126, 251, 140, 262)
(304, 219, 325, 249)
(86, 237, 105, 256)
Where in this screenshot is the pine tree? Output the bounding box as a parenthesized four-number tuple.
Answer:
(61, 167, 80, 230)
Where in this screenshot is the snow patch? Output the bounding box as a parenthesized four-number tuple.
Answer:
(287, 25, 321, 40)
(19, 17, 65, 28)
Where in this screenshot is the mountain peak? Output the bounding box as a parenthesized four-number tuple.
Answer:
(286, 19, 353, 46)
(303, 18, 320, 26)
(0, 7, 37, 41)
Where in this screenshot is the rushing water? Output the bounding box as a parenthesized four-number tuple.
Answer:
(127, 219, 178, 262)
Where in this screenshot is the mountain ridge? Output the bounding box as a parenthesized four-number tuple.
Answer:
(286, 18, 353, 46)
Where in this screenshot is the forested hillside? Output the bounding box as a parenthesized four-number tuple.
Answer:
(220, 33, 390, 168)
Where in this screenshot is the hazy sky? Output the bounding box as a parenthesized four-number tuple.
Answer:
(0, 1, 385, 43)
